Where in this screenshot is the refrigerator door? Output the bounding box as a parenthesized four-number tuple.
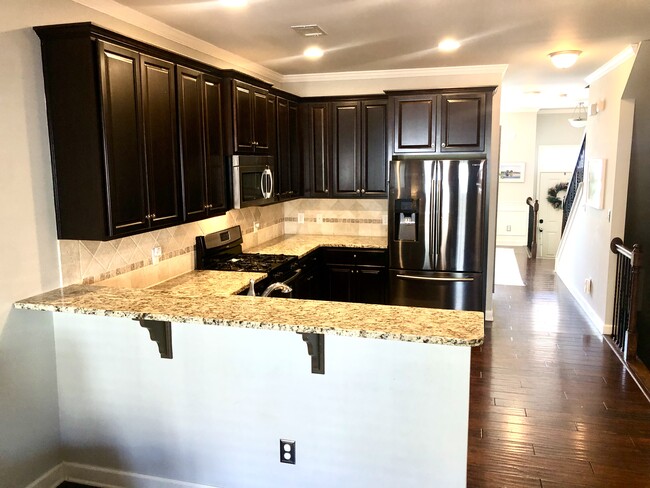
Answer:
(388, 159, 435, 270)
(388, 269, 483, 311)
(433, 160, 485, 272)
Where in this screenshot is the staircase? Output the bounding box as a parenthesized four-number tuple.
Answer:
(562, 135, 586, 235)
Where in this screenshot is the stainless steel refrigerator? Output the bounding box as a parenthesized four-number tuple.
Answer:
(388, 159, 486, 311)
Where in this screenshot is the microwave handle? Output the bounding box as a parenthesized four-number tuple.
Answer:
(262, 167, 273, 199)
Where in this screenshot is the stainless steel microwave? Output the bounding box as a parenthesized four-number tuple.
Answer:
(232, 155, 276, 208)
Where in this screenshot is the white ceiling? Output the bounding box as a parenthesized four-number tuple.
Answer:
(109, 0, 650, 110)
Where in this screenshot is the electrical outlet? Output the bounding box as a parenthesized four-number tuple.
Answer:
(151, 246, 162, 265)
(506, 225, 512, 232)
(584, 278, 592, 294)
(382, 215, 388, 225)
(254, 221, 260, 233)
(297, 213, 304, 224)
(316, 214, 323, 224)
(280, 439, 295, 464)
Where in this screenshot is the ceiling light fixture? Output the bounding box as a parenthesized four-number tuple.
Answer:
(568, 102, 587, 128)
(548, 50, 582, 69)
(438, 39, 461, 52)
(303, 46, 324, 59)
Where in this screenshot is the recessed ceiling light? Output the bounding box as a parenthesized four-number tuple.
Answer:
(304, 46, 324, 59)
(548, 50, 582, 69)
(218, 0, 247, 7)
(438, 39, 461, 52)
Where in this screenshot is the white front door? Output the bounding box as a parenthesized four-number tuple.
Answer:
(537, 172, 570, 259)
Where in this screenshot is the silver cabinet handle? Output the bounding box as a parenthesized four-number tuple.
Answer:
(356, 189, 361, 194)
(361, 189, 366, 194)
(441, 142, 446, 147)
(396, 274, 474, 282)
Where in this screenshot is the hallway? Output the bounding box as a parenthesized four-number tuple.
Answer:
(467, 249, 650, 487)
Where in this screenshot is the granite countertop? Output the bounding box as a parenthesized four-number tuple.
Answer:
(14, 235, 483, 347)
(247, 234, 387, 258)
(14, 279, 483, 346)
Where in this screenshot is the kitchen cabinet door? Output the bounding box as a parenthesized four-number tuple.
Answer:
(322, 248, 388, 304)
(304, 103, 330, 197)
(232, 80, 271, 154)
(140, 54, 182, 229)
(439, 92, 486, 152)
(98, 41, 149, 236)
(177, 67, 227, 221)
(355, 267, 387, 304)
(392, 94, 437, 153)
(203, 74, 227, 215)
(276, 97, 301, 200)
(362, 100, 388, 197)
(332, 101, 361, 197)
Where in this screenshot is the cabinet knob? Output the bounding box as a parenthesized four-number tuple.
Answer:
(356, 189, 361, 194)
(152, 213, 156, 219)
(361, 189, 366, 194)
(325, 188, 329, 193)
(441, 142, 446, 147)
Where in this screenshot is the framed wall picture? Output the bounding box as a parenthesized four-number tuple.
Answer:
(499, 162, 525, 183)
(587, 159, 606, 209)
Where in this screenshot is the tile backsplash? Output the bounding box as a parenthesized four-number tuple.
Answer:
(57, 198, 387, 287)
(283, 199, 387, 237)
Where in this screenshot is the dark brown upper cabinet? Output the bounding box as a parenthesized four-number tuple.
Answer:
(139, 53, 182, 229)
(276, 97, 302, 200)
(331, 101, 361, 197)
(303, 102, 330, 197)
(390, 89, 492, 155)
(439, 92, 486, 152)
(361, 100, 388, 196)
(232, 80, 272, 154)
(177, 66, 227, 222)
(34, 23, 186, 240)
(392, 94, 437, 153)
(310, 98, 387, 199)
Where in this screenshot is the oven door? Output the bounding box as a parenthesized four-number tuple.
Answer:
(232, 155, 276, 208)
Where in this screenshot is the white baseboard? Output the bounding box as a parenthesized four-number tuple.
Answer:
(555, 272, 605, 334)
(25, 463, 65, 488)
(64, 462, 222, 488)
(25, 462, 222, 488)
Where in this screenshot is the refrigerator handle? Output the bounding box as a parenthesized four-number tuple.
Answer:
(395, 274, 475, 282)
(432, 162, 442, 267)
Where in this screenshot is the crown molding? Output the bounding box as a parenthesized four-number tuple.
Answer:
(71, 0, 283, 83)
(282, 64, 508, 84)
(585, 44, 638, 85)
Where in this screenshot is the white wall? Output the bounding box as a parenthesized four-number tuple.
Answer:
(0, 7, 65, 486)
(556, 56, 636, 333)
(496, 112, 537, 246)
(54, 314, 471, 487)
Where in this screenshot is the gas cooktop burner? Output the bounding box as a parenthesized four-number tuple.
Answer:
(196, 226, 297, 277)
(205, 253, 296, 273)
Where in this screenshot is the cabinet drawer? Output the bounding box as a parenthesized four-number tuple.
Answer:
(322, 248, 387, 266)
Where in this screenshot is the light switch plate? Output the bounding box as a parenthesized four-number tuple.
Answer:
(316, 214, 323, 224)
(297, 213, 304, 224)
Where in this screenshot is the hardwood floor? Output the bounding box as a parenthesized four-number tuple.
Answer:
(468, 249, 650, 487)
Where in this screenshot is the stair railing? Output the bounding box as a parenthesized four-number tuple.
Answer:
(526, 197, 539, 259)
(562, 135, 586, 234)
(610, 237, 643, 361)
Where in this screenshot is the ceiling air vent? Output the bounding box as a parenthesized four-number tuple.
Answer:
(291, 24, 327, 37)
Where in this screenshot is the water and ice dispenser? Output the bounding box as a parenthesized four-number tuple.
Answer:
(394, 199, 418, 241)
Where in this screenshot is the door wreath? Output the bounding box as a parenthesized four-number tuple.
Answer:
(546, 182, 568, 209)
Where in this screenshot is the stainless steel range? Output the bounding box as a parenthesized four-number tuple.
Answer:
(195, 225, 298, 295)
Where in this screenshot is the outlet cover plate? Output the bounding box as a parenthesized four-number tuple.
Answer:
(280, 439, 295, 464)
(297, 213, 304, 224)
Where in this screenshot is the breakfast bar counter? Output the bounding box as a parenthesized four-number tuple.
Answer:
(14, 271, 483, 347)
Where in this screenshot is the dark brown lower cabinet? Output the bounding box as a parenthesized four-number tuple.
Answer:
(322, 248, 388, 304)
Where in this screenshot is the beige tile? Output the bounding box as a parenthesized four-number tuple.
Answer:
(79, 244, 94, 278)
(284, 221, 298, 234)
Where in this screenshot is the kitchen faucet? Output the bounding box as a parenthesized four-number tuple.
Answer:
(261, 282, 293, 297)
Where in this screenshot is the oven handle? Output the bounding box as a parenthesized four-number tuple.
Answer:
(282, 268, 302, 286)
